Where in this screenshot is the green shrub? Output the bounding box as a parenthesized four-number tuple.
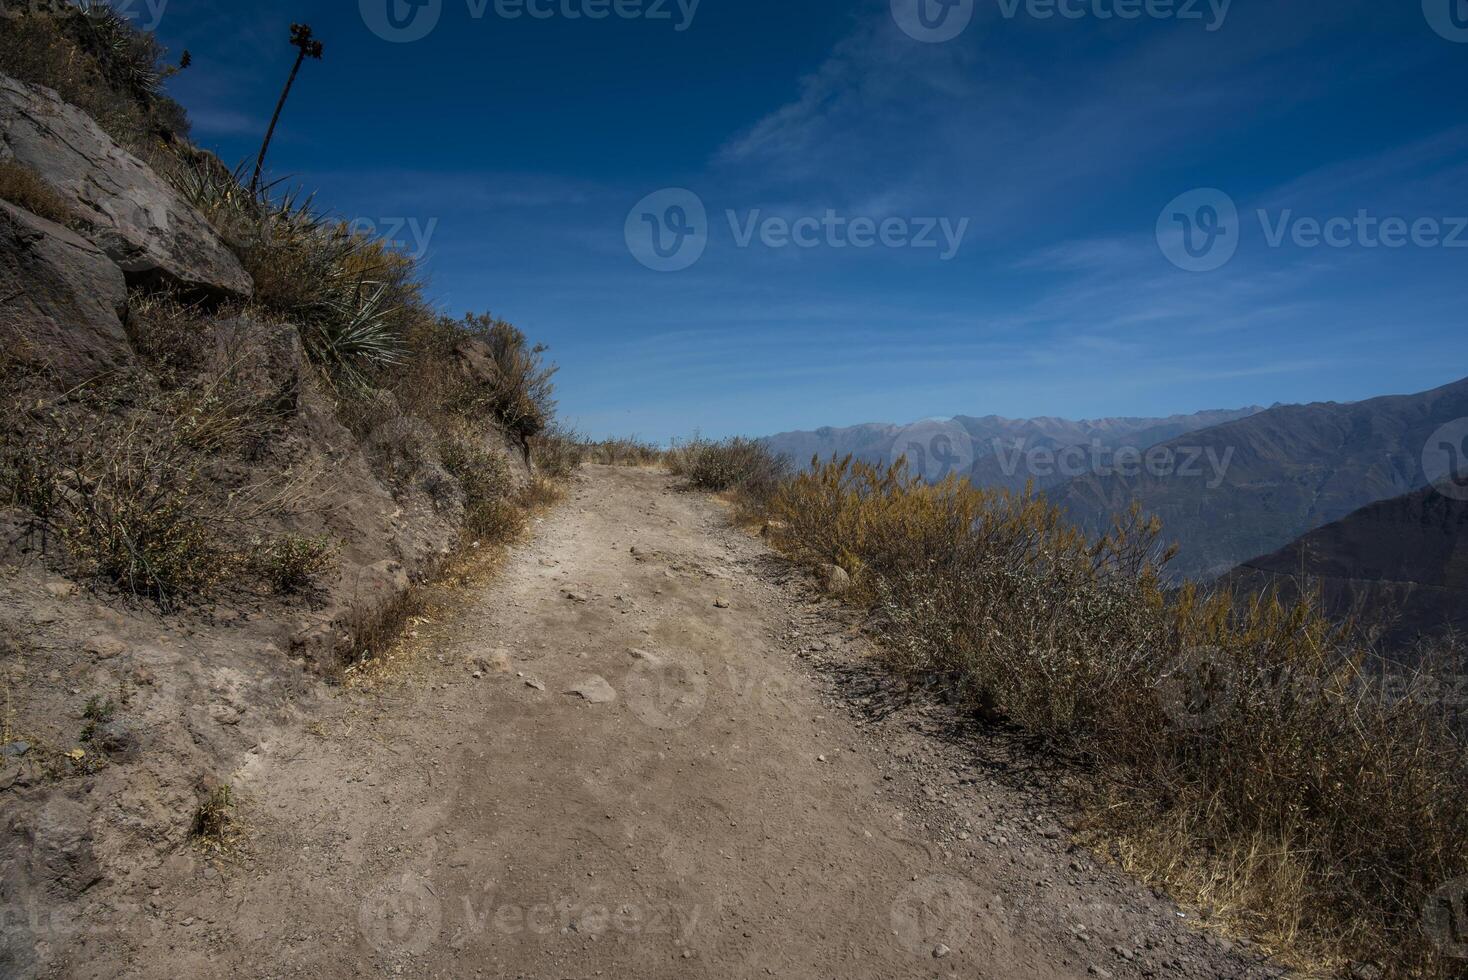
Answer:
(80, 694, 116, 743)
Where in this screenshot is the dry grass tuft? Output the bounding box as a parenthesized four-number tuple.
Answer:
(190, 783, 238, 849)
(584, 436, 665, 467)
(246, 533, 336, 594)
(0, 160, 82, 230)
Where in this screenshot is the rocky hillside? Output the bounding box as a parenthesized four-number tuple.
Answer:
(0, 20, 574, 976)
(1054, 376, 1468, 581)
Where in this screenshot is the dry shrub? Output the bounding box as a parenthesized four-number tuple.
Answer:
(530, 425, 584, 480)
(584, 437, 665, 466)
(124, 289, 212, 373)
(518, 475, 564, 511)
(191, 783, 236, 846)
(460, 316, 558, 447)
(0, 372, 322, 607)
(247, 533, 336, 594)
(0, 160, 81, 230)
(438, 425, 528, 543)
(765, 456, 1468, 977)
(6, 398, 242, 607)
(668, 437, 789, 510)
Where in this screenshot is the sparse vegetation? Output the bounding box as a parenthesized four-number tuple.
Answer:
(0, 371, 311, 607)
(0, 8, 573, 626)
(530, 425, 585, 480)
(0, 159, 82, 229)
(583, 437, 665, 466)
(668, 436, 789, 510)
(248, 533, 336, 594)
(79, 694, 115, 743)
(459, 315, 560, 452)
(191, 783, 236, 847)
(0, 0, 190, 156)
(754, 454, 1468, 977)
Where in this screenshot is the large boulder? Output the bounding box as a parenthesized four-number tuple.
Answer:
(0, 73, 251, 301)
(0, 201, 132, 381)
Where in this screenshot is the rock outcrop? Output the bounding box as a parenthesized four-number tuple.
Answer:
(0, 201, 131, 381)
(0, 73, 251, 301)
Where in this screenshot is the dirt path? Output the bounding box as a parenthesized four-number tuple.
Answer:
(63, 466, 1282, 979)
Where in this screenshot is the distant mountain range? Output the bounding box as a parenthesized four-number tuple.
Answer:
(1221, 485, 1468, 652)
(764, 375, 1468, 584)
(1056, 377, 1468, 580)
(763, 406, 1265, 492)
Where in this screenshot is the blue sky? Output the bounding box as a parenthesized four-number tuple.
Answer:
(144, 0, 1467, 441)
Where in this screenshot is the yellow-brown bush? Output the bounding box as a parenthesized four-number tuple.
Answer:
(765, 455, 1468, 977)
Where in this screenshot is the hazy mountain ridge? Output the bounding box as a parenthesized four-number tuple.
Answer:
(1220, 486, 1468, 650)
(1055, 376, 1468, 581)
(762, 406, 1266, 491)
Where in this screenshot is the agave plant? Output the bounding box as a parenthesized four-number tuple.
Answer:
(251, 23, 324, 197)
(71, 0, 164, 97)
(306, 279, 405, 385)
(165, 153, 407, 383)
